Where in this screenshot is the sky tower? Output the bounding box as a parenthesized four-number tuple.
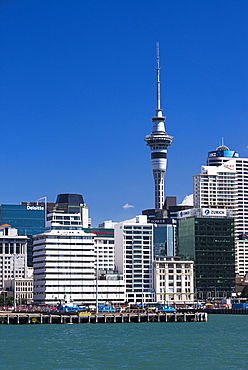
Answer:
(145, 43, 173, 210)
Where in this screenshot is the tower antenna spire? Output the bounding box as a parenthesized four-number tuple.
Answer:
(156, 42, 161, 111)
(144, 42, 173, 210)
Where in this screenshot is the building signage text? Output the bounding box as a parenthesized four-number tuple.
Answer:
(26, 205, 44, 211)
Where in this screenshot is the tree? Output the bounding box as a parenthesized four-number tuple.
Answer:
(0, 293, 14, 306)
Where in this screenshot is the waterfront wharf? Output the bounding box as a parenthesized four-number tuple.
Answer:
(205, 308, 248, 315)
(0, 311, 207, 325)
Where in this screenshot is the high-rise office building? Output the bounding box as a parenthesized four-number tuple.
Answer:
(115, 215, 154, 304)
(33, 228, 125, 306)
(144, 43, 173, 210)
(33, 229, 96, 305)
(193, 144, 248, 276)
(177, 208, 235, 299)
(142, 211, 176, 257)
(0, 204, 45, 267)
(33, 193, 125, 305)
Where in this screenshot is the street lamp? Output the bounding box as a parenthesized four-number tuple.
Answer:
(95, 248, 99, 313)
(13, 255, 16, 311)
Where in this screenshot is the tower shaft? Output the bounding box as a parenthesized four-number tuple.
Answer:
(145, 43, 173, 209)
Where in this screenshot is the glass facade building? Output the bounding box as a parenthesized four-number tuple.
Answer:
(177, 217, 235, 299)
(55, 194, 85, 213)
(0, 204, 45, 267)
(154, 225, 167, 256)
(153, 222, 175, 256)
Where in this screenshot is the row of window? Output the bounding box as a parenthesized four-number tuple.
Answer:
(157, 263, 191, 268)
(35, 235, 93, 240)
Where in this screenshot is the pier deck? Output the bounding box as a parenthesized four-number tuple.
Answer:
(0, 311, 207, 325)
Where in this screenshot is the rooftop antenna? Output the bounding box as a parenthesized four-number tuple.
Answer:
(221, 137, 224, 146)
(156, 42, 161, 111)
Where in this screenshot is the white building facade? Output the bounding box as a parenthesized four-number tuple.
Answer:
(154, 257, 194, 304)
(0, 225, 28, 291)
(5, 277, 33, 305)
(33, 211, 125, 306)
(115, 216, 154, 304)
(97, 271, 125, 305)
(46, 212, 84, 231)
(33, 229, 96, 305)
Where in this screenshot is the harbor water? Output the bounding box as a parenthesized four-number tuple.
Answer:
(1, 315, 247, 369)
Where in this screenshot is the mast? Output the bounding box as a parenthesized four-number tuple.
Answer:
(156, 42, 161, 111)
(144, 43, 173, 209)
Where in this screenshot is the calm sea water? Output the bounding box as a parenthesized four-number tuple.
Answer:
(1, 315, 247, 369)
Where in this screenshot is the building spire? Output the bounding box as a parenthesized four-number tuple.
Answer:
(156, 42, 161, 111)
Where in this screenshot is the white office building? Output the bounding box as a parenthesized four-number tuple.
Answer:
(84, 228, 115, 271)
(46, 211, 86, 231)
(154, 256, 194, 304)
(33, 229, 96, 305)
(97, 270, 125, 305)
(193, 144, 248, 275)
(0, 225, 28, 291)
(5, 277, 33, 305)
(33, 211, 125, 306)
(94, 237, 115, 271)
(115, 215, 154, 304)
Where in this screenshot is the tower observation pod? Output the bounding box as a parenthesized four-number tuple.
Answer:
(144, 43, 173, 210)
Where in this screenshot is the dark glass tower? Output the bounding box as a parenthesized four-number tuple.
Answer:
(55, 194, 85, 214)
(177, 215, 235, 299)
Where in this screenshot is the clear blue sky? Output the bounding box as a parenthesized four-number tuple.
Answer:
(0, 0, 247, 226)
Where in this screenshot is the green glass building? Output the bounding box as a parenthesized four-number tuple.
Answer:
(177, 213, 235, 299)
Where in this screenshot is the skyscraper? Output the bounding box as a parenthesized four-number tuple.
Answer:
(177, 208, 235, 299)
(33, 193, 125, 305)
(33, 228, 96, 305)
(193, 144, 248, 276)
(145, 43, 173, 210)
(115, 215, 154, 304)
